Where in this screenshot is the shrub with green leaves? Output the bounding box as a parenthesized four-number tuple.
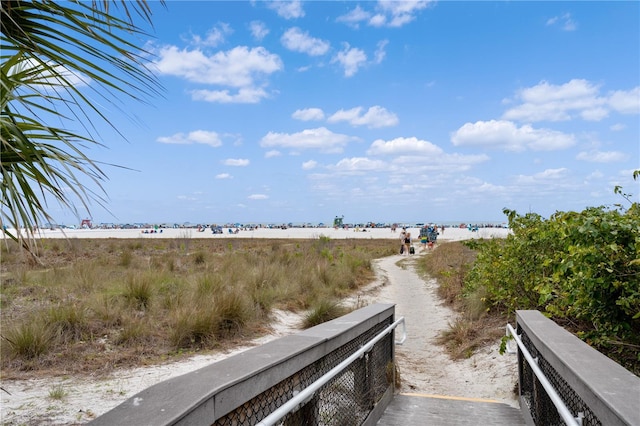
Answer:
(465, 200, 639, 372)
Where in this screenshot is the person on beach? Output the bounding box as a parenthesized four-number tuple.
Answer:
(404, 232, 412, 255)
(399, 229, 406, 254)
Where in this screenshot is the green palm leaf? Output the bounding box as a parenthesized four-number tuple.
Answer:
(1, 0, 163, 250)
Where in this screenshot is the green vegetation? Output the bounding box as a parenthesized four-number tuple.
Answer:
(0, 237, 395, 378)
(1, 1, 161, 250)
(458, 175, 640, 373)
(419, 241, 506, 359)
(302, 300, 349, 329)
(421, 175, 639, 374)
(48, 384, 68, 400)
(464, 203, 639, 373)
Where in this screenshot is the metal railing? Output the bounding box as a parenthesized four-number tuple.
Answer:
(257, 317, 406, 426)
(506, 323, 583, 426)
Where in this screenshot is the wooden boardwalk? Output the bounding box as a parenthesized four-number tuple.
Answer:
(377, 393, 525, 425)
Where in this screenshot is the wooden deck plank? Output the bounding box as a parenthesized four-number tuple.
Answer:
(377, 394, 525, 425)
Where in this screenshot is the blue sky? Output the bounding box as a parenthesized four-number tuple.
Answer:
(53, 1, 639, 225)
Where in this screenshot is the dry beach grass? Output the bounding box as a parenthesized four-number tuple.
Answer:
(0, 236, 394, 378)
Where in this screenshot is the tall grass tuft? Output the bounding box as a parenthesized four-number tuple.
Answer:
(2, 321, 52, 359)
(119, 250, 133, 267)
(169, 306, 219, 349)
(302, 300, 349, 329)
(46, 304, 88, 342)
(422, 241, 505, 359)
(48, 384, 68, 400)
(215, 287, 252, 338)
(115, 316, 150, 345)
(436, 318, 476, 359)
(192, 251, 206, 265)
(91, 294, 123, 327)
(123, 275, 153, 310)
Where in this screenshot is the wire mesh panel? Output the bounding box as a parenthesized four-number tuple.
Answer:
(214, 318, 394, 426)
(517, 326, 602, 426)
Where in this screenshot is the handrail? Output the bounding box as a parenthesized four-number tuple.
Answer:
(506, 323, 583, 426)
(395, 316, 406, 345)
(257, 317, 406, 426)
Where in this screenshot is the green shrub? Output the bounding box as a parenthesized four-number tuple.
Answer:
(466, 202, 640, 372)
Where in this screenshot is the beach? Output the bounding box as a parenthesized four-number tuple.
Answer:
(21, 225, 510, 241)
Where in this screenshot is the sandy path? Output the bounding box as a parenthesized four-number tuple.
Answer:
(369, 252, 518, 405)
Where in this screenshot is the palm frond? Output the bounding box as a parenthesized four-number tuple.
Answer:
(0, 0, 163, 251)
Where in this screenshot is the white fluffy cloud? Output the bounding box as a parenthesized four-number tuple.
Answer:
(190, 23, 232, 47)
(503, 80, 639, 122)
(367, 137, 442, 156)
(333, 157, 387, 172)
(266, 0, 304, 19)
(514, 168, 569, 184)
(302, 160, 318, 170)
(576, 150, 628, 163)
(249, 21, 269, 41)
(281, 27, 330, 56)
(155, 45, 281, 86)
(451, 120, 576, 151)
(331, 44, 367, 77)
(157, 130, 222, 147)
(337, 1, 431, 28)
(608, 87, 640, 114)
(191, 87, 268, 104)
(223, 158, 250, 166)
(260, 127, 360, 153)
(546, 13, 577, 31)
(248, 194, 269, 200)
(292, 108, 325, 121)
(154, 45, 282, 103)
(328, 106, 398, 128)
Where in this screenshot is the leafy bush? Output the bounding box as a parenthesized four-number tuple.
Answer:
(465, 200, 640, 372)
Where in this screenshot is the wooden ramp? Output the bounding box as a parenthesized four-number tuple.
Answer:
(377, 393, 525, 426)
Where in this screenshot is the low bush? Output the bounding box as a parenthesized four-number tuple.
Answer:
(465, 200, 640, 373)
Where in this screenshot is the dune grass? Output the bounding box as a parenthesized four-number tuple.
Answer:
(0, 236, 395, 377)
(418, 241, 506, 359)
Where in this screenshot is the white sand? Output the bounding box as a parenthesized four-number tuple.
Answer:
(20, 225, 510, 241)
(0, 227, 516, 425)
